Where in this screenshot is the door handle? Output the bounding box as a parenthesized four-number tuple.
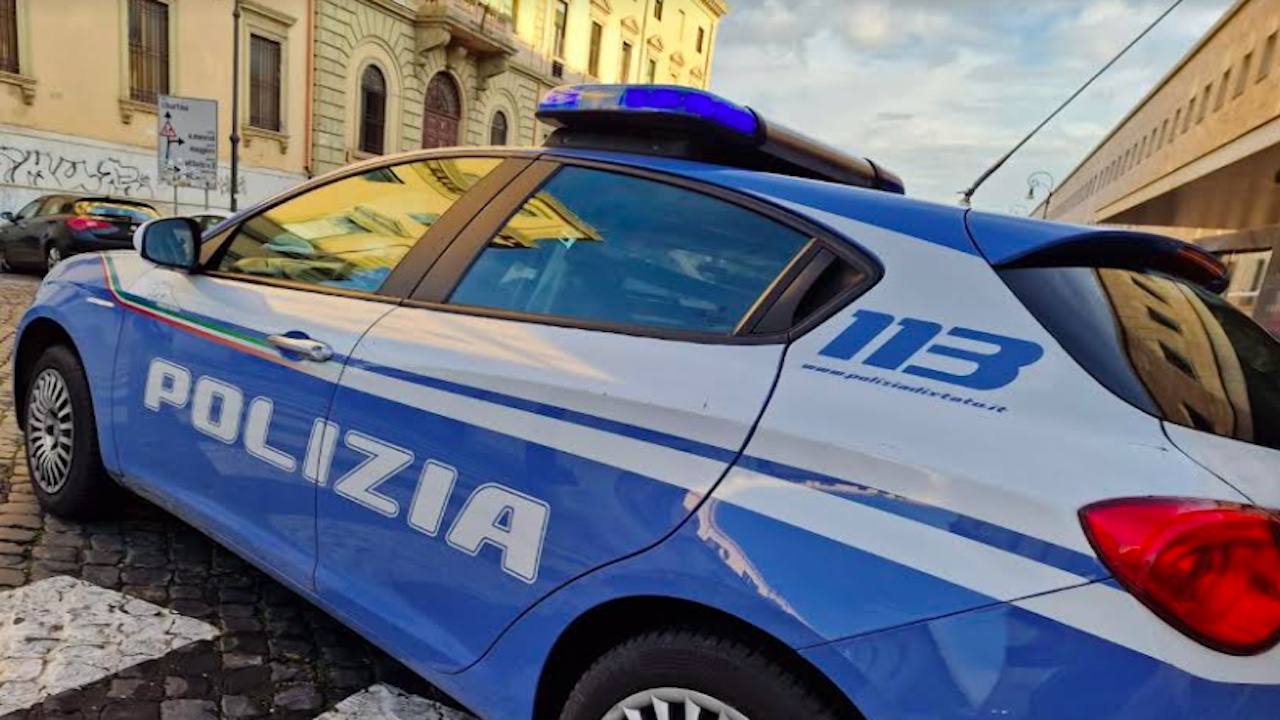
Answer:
(268, 335, 334, 362)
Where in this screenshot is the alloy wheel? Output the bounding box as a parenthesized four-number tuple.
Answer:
(602, 688, 750, 720)
(46, 245, 62, 268)
(27, 368, 74, 494)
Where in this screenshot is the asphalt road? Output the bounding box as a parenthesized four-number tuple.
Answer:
(0, 274, 472, 720)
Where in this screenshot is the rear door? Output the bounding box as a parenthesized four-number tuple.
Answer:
(111, 154, 521, 587)
(315, 159, 864, 671)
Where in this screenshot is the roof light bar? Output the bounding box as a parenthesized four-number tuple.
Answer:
(537, 84, 904, 195)
(540, 85, 761, 137)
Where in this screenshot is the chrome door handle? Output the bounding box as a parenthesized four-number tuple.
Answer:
(268, 335, 333, 362)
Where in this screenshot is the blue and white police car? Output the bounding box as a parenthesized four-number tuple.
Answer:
(14, 85, 1280, 720)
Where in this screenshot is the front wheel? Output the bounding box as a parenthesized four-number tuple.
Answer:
(44, 243, 63, 271)
(24, 345, 114, 518)
(559, 630, 847, 720)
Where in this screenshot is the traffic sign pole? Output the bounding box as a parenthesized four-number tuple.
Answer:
(230, 0, 242, 212)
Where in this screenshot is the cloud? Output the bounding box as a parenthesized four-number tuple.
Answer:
(711, 0, 1236, 210)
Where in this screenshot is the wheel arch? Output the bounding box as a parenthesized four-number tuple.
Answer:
(532, 595, 865, 720)
(15, 316, 81, 431)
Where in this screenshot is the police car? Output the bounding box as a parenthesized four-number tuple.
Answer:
(14, 84, 1280, 720)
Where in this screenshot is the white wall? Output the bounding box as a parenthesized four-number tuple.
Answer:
(0, 124, 306, 216)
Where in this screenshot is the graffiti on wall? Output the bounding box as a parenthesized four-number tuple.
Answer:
(0, 146, 155, 198)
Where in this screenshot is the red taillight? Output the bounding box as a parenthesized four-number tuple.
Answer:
(67, 217, 112, 232)
(1081, 497, 1280, 655)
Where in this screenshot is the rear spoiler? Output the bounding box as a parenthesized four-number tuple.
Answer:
(966, 211, 1228, 293)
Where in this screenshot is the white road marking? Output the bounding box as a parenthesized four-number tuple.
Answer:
(0, 575, 219, 714)
(316, 684, 473, 720)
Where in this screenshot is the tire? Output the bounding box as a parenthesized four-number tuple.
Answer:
(559, 630, 848, 720)
(24, 345, 114, 518)
(0, 249, 10, 273)
(44, 243, 63, 272)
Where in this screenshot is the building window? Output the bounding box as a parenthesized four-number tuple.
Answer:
(552, 0, 568, 59)
(490, 111, 509, 146)
(588, 22, 603, 77)
(1215, 69, 1230, 110)
(0, 0, 18, 74)
(1183, 100, 1193, 132)
(129, 0, 170, 104)
(1237, 52, 1252, 96)
(359, 65, 387, 155)
(1260, 33, 1277, 81)
(249, 35, 282, 132)
(646, 58, 657, 84)
(619, 41, 633, 82)
(1219, 249, 1274, 316)
(696, 27, 705, 54)
(1198, 84, 1210, 122)
(654, 0, 663, 21)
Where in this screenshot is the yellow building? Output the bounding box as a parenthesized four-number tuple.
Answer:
(0, 0, 312, 214)
(309, 0, 728, 175)
(1040, 0, 1280, 331)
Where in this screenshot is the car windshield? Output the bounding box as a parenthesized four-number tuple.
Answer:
(76, 201, 158, 223)
(1003, 265, 1280, 451)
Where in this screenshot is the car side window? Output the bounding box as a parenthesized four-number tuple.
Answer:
(37, 197, 68, 216)
(448, 166, 811, 335)
(15, 200, 41, 220)
(216, 157, 502, 293)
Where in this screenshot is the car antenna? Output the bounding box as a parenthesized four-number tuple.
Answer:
(958, 0, 1186, 208)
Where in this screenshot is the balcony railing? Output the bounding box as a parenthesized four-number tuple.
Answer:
(417, 0, 516, 57)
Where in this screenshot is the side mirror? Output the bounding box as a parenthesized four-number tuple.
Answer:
(0, 211, 14, 223)
(135, 218, 201, 272)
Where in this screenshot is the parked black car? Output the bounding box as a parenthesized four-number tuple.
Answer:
(0, 194, 159, 273)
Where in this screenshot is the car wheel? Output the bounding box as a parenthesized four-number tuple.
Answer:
(0, 249, 10, 273)
(24, 345, 114, 518)
(44, 244, 62, 271)
(559, 630, 846, 720)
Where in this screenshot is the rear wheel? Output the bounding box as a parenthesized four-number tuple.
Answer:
(559, 630, 846, 720)
(24, 345, 114, 518)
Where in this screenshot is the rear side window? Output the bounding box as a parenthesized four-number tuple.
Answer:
(75, 201, 158, 223)
(1003, 266, 1280, 450)
(448, 166, 811, 335)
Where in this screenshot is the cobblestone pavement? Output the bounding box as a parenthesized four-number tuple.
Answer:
(0, 275, 469, 720)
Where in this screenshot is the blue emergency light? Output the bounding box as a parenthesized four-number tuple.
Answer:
(536, 84, 905, 195)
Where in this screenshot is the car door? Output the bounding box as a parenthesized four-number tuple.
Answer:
(2, 198, 46, 266)
(315, 160, 861, 671)
(110, 154, 522, 587)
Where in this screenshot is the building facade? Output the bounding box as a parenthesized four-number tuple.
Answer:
(1040, 0, 1280, 334)
(0, 0, 312, 215)
(309, 0, 727, 176)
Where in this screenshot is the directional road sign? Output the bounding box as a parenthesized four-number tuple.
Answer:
(157, 95, 219, 190)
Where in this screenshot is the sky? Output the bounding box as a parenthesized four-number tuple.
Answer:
(709, 0, 1238, 213)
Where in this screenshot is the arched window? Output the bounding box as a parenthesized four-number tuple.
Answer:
(489, 111, 509, 146)
(422, 73, 462, 149)
(359, 65, 387, 155)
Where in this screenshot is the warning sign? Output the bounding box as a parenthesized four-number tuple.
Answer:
(157, 95, 219, 190)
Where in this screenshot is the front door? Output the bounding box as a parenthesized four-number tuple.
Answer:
(111, 155, 510, 586)
(2, 198, 48, 266)
(422, 73, 462, 149)
(316, 162, 818, 671)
